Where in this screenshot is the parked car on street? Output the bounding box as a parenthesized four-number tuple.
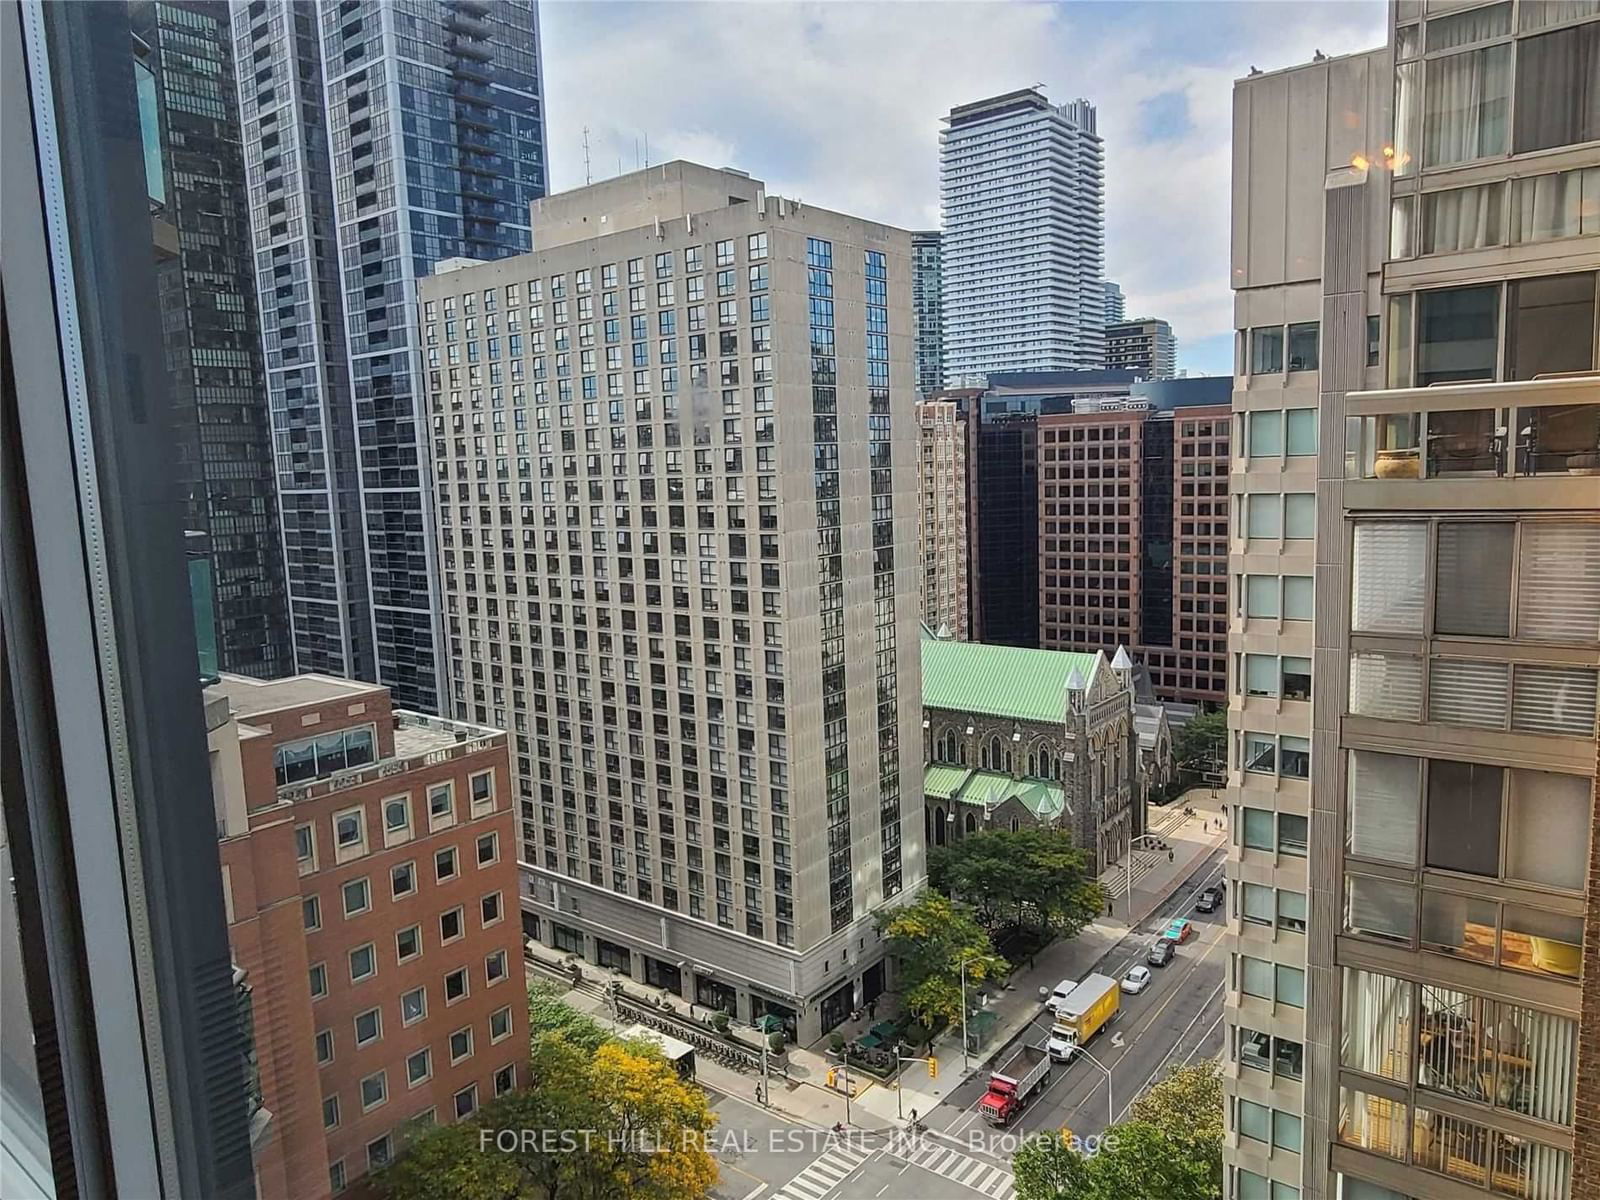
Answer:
(1147, 939, 1176, 967)
(1121, 965, 1152, 994)
(1044, 978, 1079, 1015)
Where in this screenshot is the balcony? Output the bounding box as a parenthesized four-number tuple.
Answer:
(1345, 375, 1600, 510)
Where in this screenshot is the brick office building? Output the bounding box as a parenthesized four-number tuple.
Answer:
(207, 674, 523, 1198)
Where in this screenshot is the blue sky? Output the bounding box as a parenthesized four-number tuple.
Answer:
(541, 1, 1386, 377)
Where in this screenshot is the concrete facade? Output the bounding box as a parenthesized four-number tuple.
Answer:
(912, 230, 944, 397)
(418, 163, 924, 1044)
(916, 398, 970, 639)
(1105, 317, 1177, 379)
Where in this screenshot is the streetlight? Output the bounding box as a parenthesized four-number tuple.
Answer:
(1123, 833, 1169, 920)
(1072, 1046, 1115, 1130)
(958, 955, 980, 1071)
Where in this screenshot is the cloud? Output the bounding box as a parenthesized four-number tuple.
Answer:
(539, 1, 1387, 376)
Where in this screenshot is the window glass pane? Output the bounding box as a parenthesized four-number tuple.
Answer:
(1238, 1170, 1270, 1200)
(1517, 523, 1600, 642)
(1345, 875, 1416, 943)
(1505, 769, 1592, 891)
(1435, 522, 1513, 635)
(1282, 657, 1311, 701)
(1426, 1, 1510, 50)
(1247, 496, 1281, 539)
(1287, 323, 1319, 371)
(1427, 658, 1509, 728)
(1510, 169, 1589, 243)
(1278, 889, 1307, 931)
(1507, 271, 1597, 381)
(1422, 182, 1504, 254)
(1340, 968, 1412, 1079)
(1285, 409, 1317, 455)
(1240, 1029, 1271, 1072)
(1251, 327, 1284, 373)
(1512, 664, 1598, 737)
(1501, 905, 1584, 980)
(1241, 956, 1274, 998)
(1425, 759, 1504, 876)
(1244, 734, 1276, 774)
(1349, 652, 1424, 721)
(1242, 883, 1275, 925)
(1421, 890, 1498, 961)
(1283, 576, 1313, 620)
(1245, 655, 1277, 697)
(1391, 194, 1417, 259)
(1273, 1110, 1302, 1152)
(1284, 493, 1315, 538)
(1243, 808, 1275, 850)
(1513, 23, 1600, 154)
(1352, 523, 1426, 633)
(1386, 293, 1413, 388)
(1280, 736, 1310, 780)
(1238, 1099, 1270, 1141)
(1521, 0, 1600, 29)
(1423, 44, 1511, 166)
(1416, 284, 1500, 385)
(1248, 411, 1283, 457)
(1276, 964, 1305, 1007)
(1347, 750, 1421, 866)
(1337, 1087, 1409, 1160)
(1279, 813, 1308, 855)
(1246, 576, 1279, 618)
(1490, 999, 1578, 1124)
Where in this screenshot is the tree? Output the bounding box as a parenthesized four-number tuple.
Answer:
(528, 979, 610, 1052)
(875, 893, 1007, 1028)
(928, 829, 1104, 938)
(1011, 1063, 1223, 1200)
(1171, 708, 1226, 780)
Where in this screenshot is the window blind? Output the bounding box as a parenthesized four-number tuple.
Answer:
(1428, 658, 1509, 728)
(1346, 875, 1414, 943)
(1245, 655, 1277, 696)
(1517, 524, 1600, 642)
(1512, 664, 1598, 737)
(1435, 522, 1512, 635)
(1352, 522, 1425, 633)
(1349, 652, 1424, 721)
(1507, 1002, 1577, 1126)
(1506, 769, 1591, 891)
(1347, 750, 1420, 866)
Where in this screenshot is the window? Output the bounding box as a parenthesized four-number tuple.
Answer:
(481, 891, 503, 926)
(1247, 496, 1281, 540)
(1422, 182, 1504, 254)
(1366, 314, 1381, 366)
(1276, 963, 1306, 1007)
(1244, 655, 1277, 697)
(1347, 751, 1420, 867)
(1281, 657, 1311, 701)
(354, 1007, 381, 1047)
(295, 823, 316, 871)
(1280, 736, 1310, 780)
(490, 1005, 514, 1043)
(470, 770, 495, 814)
(333, 806, 366, 859)
(1507, 271, 1596, 381)
(1519, 523, 1600, 641)
(342, 877, 370, 917)
(1423, 44, 1511, 166)
(440, 905, 464, 943)
(1240, 955, 1275, 998)
(1247, 411, 1282, 457)
(1278, 813, 1308, 856)
(391, 860, 416, 899)
(322, 1094, 339, 1130)
(1284, 408, 1316, 455)
(360, 1070, 387, 1112)
(1235, 1169, 1299, 1200)
(309, 962, 328, 999)
(303, 895, 321, 932)
(1515, 22, 1600, 153)
(436, 846, 458, 881)
(367, 1135, 392, 1171)
(486, 948, 508, 985)
(315, 1028, 334, 1065)
(383, 795, 411, 845)
(1273, 1110, 1302, 1153)
(450, 1026, 474, 1064)
(1238, 1098, 1270, 1143)
(1245, 576, 1279, 618)
(1345, 873, 1416, 943)
(1277, 889, 1307, 933)
(329, 1161, 346, 1194)
(396, 924, 422, 962)
(1286, 322, 1318, 371)
(445, 967, 469, 1003)
(477, 831, 498, 866)
(1243, 734, 1275, 774)
(406, 1047, 432, 1087)
(495, 1064, 516, 1096)
(401, 985, 427, 1026)
(1250, 326, 1283, 374)
(1506, 768, 1591, 891)
(1242, 808, 1275, 850)
(349, 942, 376, 982)
(1435, 522, 1513, 635)
(1426, 759, 1503, 876)
(454, 1084, 478, 1119)
(428, 782, 455, 829)
(1416, 285, 1498, 384)
(1511, 168, 1600, 245)
(1242, 883, 1275, 926)
(1351, 522, 1426, 634)
(1284, 493, 1314, 539)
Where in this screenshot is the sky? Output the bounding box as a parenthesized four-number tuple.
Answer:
(540, 0, 1387, 378)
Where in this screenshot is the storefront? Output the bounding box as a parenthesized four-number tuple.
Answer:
(695, 974, 739, 1018)
(750, 992, 799, 1044)
(819, 980, 855, 1035)
(550, 922, 585, 956)
(644, 955, 683, 996)
(595, 937, 632, 974)
(862, 961, 887, 1005)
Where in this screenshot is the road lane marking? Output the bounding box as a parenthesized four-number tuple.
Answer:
(1182, 1011, 1226, 1067)
(1115, 976, 1227, 1121)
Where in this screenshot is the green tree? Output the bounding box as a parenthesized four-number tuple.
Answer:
(1012, 1131, 1093, 1200)
(527, 979, 611, 1052)
(928, 828, 1104, 937)
(875, 893, 1006, 1028)
(1171, 708, 1226, 780)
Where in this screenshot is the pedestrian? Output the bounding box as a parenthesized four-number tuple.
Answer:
(1107, 900, 1114, 917)
(867, 997, 878, 1020)
(1168, 849, 1174, 863)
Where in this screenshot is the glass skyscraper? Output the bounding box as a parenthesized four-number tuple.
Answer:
(234, 0, 547, 711)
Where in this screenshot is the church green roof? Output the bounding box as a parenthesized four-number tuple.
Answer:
(920, 626, 1099, 725)
(921, 764, 1068, 821)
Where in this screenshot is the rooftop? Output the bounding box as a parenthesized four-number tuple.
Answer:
(921, 625, 1098, 725)
(923, 764, 1069, 821)
(206, 672, 383, 719)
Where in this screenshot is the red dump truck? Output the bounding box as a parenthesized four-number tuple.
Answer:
(978, 1044, 1051, 1125)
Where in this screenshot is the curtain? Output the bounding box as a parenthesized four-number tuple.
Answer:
(1394, 62, 1419, 177)
(1346, 875, 1414, 943)
(1515, 23, 1600, 153)
(1425, 45, 1511, 166)
(1426, 0, 1510, 50)
(1520, 0, 1600, 29)
(1511, 169, 1585, 243)
(1424, 183, 1502, 252)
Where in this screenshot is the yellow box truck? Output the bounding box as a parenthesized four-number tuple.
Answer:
(1045, 973, 1119, 1062)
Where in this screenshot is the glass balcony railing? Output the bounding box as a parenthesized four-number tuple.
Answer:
(1344, 378, 1600, 482)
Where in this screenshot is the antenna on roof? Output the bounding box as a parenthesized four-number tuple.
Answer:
(582, 125, 591, 185)
(644, 132, 650, 169)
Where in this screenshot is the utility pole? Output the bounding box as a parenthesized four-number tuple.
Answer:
(582, 125, 591, 185)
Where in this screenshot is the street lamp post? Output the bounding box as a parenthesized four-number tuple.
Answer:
(1123, 833, 1169, 921)
(1073, 1046, 1115, 1130)
(958, 955, 978, 1071)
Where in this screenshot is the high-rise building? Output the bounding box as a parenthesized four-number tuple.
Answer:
(1102, 279, 1126, 325)
(1225, 19, 1600, 1200)
(419, 163, 923, 1043)
(1104, 317, 1177, 379)
(233, 0, 548, 713)
(132, 0, 291, 678)
(912, 230, 944, 396)
(1036, 383, 1230, 705)
(208, 674, 523, 1199)
(940, 89, 1106, 383)
(916, 397, 969, 638)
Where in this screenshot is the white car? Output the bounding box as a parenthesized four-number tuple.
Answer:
(1121, 966, 1152, 995)
(1044, 978, 1079, 1014)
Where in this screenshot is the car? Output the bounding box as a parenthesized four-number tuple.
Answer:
(1195, 886, 1223, 913)
(1164, 917, 1195, 943)
(1121, 966, 1152, 994)
(1044, 978, 1079, 1015)
(1146, 939, 1176, 967)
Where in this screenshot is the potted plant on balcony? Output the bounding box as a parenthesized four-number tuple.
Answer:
(1373, 448, 1420, 478)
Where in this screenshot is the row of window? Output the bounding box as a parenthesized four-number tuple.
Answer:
(295, 771, 497, 872)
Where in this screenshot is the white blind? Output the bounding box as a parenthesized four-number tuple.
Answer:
(1506, 768, 1591, 891)
(1245, 655, 1277, 696)
(1345, 875, 1414, 943)
(1352, 522, 1426, 633)
(1347, 749, 1420, 866)
(1349, 652, 1424, 721)
(1517, 524, 1600, 642)
(1507, 1002, 1577, 1127)
(1428, 659, 1508, 728)
(1511, 664, 1598, 737)
(1435, 522, 1513, 635)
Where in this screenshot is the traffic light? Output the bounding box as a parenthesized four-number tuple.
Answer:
(927, 1058, 938, 1079)
(1060, 1126, 1073, 1146)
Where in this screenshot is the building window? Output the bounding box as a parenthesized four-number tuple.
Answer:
(349, 942, 376, 983)
(450, 1026, 474, 1064)
(477, 831, 499, 866)
(1515, 21, 1600, 153)
(360, 1070, 387, 1112)
(428, 782, 456, 830)
(302, 895, 321, 932)
(1507, 271, 1596, 380)
(445, 967, 469, 1004)
(309, 962, 328, 1000)
(1286, 322, 1319, 371)
(1250, 326, 1284, 374)
(470, 770, 495, 814)
(396, 924, 422, 963)
(1423, 43, 1511, 167)
(391, 860, 417, 899)
(440, 906, 464, 944)
(383, 794, 411, 846)
(342, 877, 371, 917)
(1351, 522, 1426, 634)
(495, 1064, 516, 1096)
(295, 823, 317, 872)
(1235, 1169, 1298, 1200)
(329, 1161, 346, 1194)
(401, 986, 427, 1026)
(481, 891, 503, 926)
(436, 846, 459, 881)
(333, 806, 366, 860)
(322, 1094, 339, 1130)
(315, 1028, 334, 1066)
(490, 1005, 514, 1043)
(407, 1047, 432, 1087)
(486, 949, 508, 985)
(454, 1084, 478, 1119)
(354, 1007, 382, 1047)
(1417, 285, 1499, 384)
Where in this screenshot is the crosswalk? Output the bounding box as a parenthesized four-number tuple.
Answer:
(898, 1137, 1015, 1199)
(768, 1143, 869, 1200)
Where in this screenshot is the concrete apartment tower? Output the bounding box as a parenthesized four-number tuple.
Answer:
(419, 163, 924, 1043)
(912, 230, 945, 396)
(916, 397, 970, 639)
(1103, 279, 1126, 325)
(1105, 316, 1178, 379)
(1226, 11, 1600, 1200)
(232, 0, 547, 713)
(940, 89, 1106, 383)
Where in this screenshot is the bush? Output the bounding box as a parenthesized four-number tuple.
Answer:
(828, 1031, 846, 1053)
(710, 1009, 730, 1034)
(767, 1031, 786, 1053)
(902, 1021, 929, 1049)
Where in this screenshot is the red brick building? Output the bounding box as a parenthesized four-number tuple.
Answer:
(206, 674, 523, 1198)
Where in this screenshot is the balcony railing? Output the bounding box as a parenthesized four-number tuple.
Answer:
(1345, 376, 1600, 483)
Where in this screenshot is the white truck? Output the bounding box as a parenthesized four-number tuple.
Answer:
(1045, 973, 1120, 1063)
